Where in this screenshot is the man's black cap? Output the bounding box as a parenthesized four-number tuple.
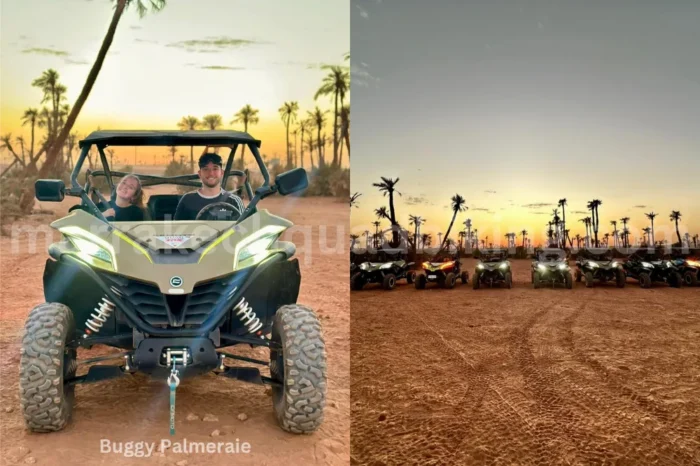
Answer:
(199, 153, 223, 168)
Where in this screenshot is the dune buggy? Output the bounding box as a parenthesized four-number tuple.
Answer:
(350, 259, 415, 290)
(22, 130, 326, 435)
(415, 253, 468, 289)
(574, 248, 626, 288)
(668, 253, 699, 287)
(623, 248, 683, 288)
(473, 249, 512, 289)
(531, 248, 573, 289)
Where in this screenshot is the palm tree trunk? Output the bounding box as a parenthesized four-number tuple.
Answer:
(332, 92, 339, 167)
(25, 0, 127, 209)
(317, 128, 323, 167)
(676, 220, 682, 245)
(388, 192, 398, 247)
(241, 121, 248, 168)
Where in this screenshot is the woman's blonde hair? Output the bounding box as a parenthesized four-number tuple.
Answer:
(120, 174, 145, 208)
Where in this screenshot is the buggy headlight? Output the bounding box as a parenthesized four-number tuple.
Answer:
(477, 263, 484, 270)
(558, 263, 568, 270)
(588, 262, 599, 268)
(687, 260, 700, 267)
(642, 262, 653, 268)
(380, 263, 392, 269)
(666, 261, 673, 268)
(60, 226, 116, 272)
(611, 261, 619, 268)
(360, 263, 369, 270)
(234, 225, 285, 270)
(499, 262, 508, 269)
(537, 264, 547, 271)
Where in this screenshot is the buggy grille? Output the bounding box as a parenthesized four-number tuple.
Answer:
(96, 272, 240, 328)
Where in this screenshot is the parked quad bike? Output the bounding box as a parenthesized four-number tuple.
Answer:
(351, 260, 416, 290)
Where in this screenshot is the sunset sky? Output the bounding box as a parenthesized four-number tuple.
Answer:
(0, 0, 348, 168)
(350, 0, 700, 246)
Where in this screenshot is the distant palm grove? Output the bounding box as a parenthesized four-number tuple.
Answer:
(0, 0, 349, 228)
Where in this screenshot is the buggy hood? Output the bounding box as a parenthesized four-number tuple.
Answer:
(49, 209, 292, 294)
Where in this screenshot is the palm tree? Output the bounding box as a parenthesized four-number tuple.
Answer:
(459, 231, 467, 251)
(610, 220, 618, 248)
(373, 177, 401, 247)
(642, 227, 652, 246)
(670, 211, 682, 245)
(693, 234, 698, 248)
(32, 1, 166, 184)
(350, 192, 362, 208)
(350, 234, 359, 250)
(587, 199, 602, 247)
(645, 211, 657, 246)
(421, 233, 431, 253)
(558, 198, 567, 247)
(409, 215, 425, 255)
(372, 221, 381, 248)
(575, 234, 582, 248)
(201, 114, 223, 130)
(439, 194, 467, 253)
(308, 107, 328, 168)
(620, 217, 630, 248)
(231, 105, 259, 169)
(21, 108, 39, 163)
(338, 105, 350, 165)
(375, 206, 390, 222)
(363, 230, 370, 248)
(520, 230, 528, 248)
(177, 115, 200, 171)
(315, 66, 349, 167)
(279, 101, 299, 168)
(603, 232, 610, 246)
(297, 119, 311, 170)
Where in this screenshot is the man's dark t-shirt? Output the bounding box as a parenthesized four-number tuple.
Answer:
(102, 200, 145, 222)
(174, 189, 245, 221)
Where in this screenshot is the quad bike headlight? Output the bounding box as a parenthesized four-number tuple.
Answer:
(537, 264, 547, 271)
(687, 260, 700, 267)
(558, 263, 568, 270)
(666, 261, 673, 268)
(499, 262, 508, 270)
(611, 261, 619, 268)
(380, 263, 393, 269)
(60, 226, 117, 272)
(477, 263, 484, 270)
(360, 263, 369, 270)
(588, 262, 599, 268)
(234, 225, 286, 270)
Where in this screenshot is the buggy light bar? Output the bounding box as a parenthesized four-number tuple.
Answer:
(60, 226, 117, 272)
(233, 225, 286, 271)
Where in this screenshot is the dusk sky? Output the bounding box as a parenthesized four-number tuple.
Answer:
(350, 0, 700, 246)
(0, 0, 348, 167)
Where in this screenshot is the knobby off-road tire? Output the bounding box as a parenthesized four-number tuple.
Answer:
(444, 273, 456, 289)
(684, 270, 699, 287)
(415, 274, 427, 289)
(473, 273, 481, 290)
(639, 272, 652, 289)
(616, 269, 626, 288)
(505, 272, 513, 289)
(270, 304, 327, 434)
(461, 271, 469, 284)
(533, 272, 541, 289)
(584, 272, 594, 288)
(350, 272, 364, 291)
(668, 272, 683, 288)
(19, 303, 77, 433)
(383, 273, 397, 290)
(406, 271, 416, 284)
(576, 270, 582, 282)
(565, 272, 573, 289)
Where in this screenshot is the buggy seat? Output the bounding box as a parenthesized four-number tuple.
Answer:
(147, 194, 182, 221)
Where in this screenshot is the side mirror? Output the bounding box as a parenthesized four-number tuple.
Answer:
(35, 179, 65, 202)
(275, 168, 308, 196)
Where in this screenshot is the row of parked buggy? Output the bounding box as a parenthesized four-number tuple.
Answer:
(350, 248, 700, 291)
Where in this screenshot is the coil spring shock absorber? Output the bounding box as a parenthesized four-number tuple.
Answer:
(232, 297, 264, 336)
(83, 296, 115, 338)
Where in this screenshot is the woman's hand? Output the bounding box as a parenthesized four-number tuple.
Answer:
(102, 208, 115, 218)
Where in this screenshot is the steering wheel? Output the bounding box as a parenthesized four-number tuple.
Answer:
(195, 202, 242, 221)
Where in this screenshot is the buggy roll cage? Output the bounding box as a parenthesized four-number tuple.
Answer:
(67, 130, 272, 223)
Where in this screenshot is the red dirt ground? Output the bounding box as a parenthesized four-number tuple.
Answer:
(0, 191, 349, 465)
(351, 258, 700, 465)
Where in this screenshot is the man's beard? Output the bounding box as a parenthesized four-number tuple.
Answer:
(202, 178, 220, 188)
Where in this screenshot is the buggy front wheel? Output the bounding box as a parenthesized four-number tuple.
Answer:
(383, 273, 397, 290)
(19, 303, 77, 432)
(505, 272, 513, 289)
(406, 271, 416, 284)
(565, 272, 573, 289)
(415, 274, 427, 289)
(684, 270, 698, 287)
(270, 304, 326, 434)
(460, 271, 469, 284)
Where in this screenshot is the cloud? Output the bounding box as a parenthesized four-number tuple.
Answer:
(129, 26, 142, 30)
(64, 58, 90, 65)
(634, 205, 647, 209)
(484, 190, 497, 194)
(135, 38, 159, 44)
(522, 203, 553, 209)
(355, 4, 369, 18)
(404, 195, 428, 206)
(472, 207, 491, 212)
(571, 210, 588, 214)
(199, 65, 245, 71)
(530, 211, 550, 215)
(22, 47, 70, 57)
(351, 62, 380, 87)
(166, 36, 266, 53)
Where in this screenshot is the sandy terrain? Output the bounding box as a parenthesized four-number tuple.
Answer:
(351, 258, 700, 465)
(0, 188, 349, 465)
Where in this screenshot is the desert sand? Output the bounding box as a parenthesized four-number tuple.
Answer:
(351, 258, 700, 465)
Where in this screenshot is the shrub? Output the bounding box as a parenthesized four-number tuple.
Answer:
(164, 160, 194, 194)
